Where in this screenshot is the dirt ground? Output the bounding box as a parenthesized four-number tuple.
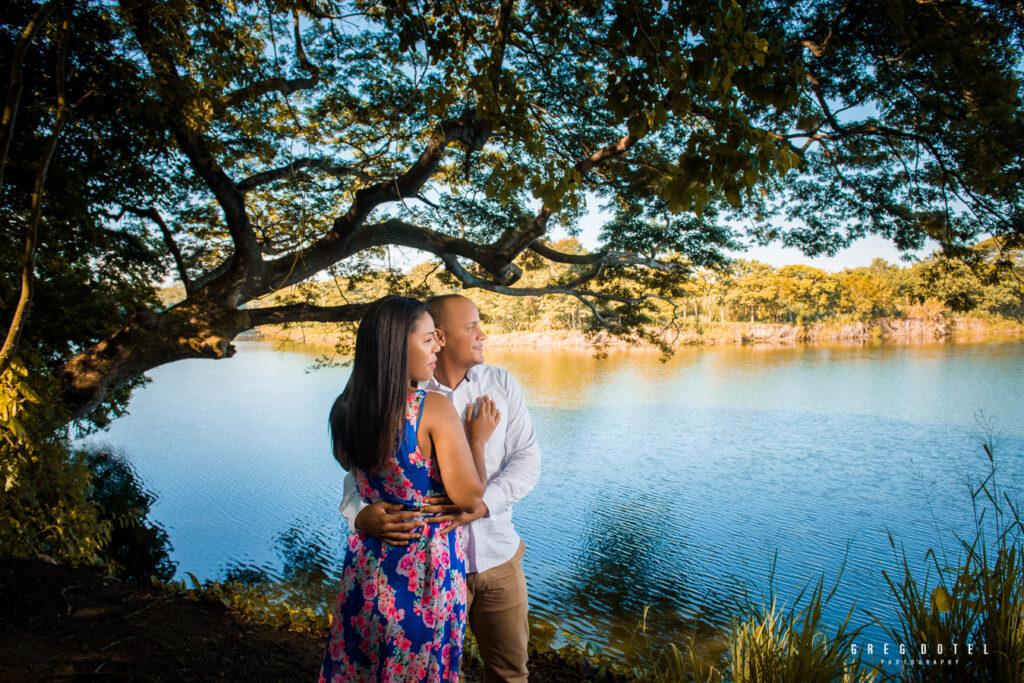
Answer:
(0, 557, 623, 682)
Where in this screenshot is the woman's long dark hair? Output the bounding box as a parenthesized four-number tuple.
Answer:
(329, 296, 429, 473)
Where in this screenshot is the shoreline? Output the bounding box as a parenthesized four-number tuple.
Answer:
(251, 315, 1024, 352)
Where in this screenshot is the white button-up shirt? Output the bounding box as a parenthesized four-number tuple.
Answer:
(340, 364, 541, 573)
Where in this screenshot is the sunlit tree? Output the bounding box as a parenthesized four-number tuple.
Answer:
(1, 0, 1022, 423)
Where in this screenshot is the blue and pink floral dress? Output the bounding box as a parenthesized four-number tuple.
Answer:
(320, 389, 468, 682)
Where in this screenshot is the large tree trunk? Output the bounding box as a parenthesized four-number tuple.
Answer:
(55, 303, 249, 421)
(54, 286, 370, 421)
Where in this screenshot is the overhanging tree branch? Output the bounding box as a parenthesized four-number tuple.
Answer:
(221, 9, 320, 108)
(221, 75, 319, 108)
(260, 113, 495, 291)
(329, 111, 493, 240)
(247, 301, 368, 326)
(494, 132, 639, 260)
(440, 253, 646, 305)
(120, 206, 194, 296)
(120, 0, 262, 279)
(237, 157, 374, 191)
(265, 218, 522, 295)
(440, 254, 636, 328)
(528, 240, 687, 274)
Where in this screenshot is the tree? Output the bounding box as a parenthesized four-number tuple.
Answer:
(775, 264, 836, 323)
(729, 260, 782, 323)
(835, 260, 899, 320)
(1, 0, 1022, 424)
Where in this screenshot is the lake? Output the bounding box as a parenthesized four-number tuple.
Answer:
(84, 339, 1024, 658)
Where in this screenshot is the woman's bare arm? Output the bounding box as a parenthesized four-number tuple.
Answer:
(420, 393, 492, 511)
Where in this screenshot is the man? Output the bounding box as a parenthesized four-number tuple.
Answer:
(340, 294, 541, 682)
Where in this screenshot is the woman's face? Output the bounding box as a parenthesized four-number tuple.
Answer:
(407, 312, 440, 385)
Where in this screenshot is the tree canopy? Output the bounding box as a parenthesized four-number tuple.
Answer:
(2, 0, 1023, 422)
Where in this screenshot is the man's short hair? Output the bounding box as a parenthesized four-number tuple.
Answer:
(426, 294, 466, 330)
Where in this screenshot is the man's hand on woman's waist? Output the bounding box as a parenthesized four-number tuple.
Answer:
(354, 501, 423, 546)
(422, 495, 489, 536)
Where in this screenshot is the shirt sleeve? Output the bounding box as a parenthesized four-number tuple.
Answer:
(339, 470, 367, 533)
(482, 369, 542, 517)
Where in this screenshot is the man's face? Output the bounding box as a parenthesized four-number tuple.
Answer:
(436, 297, 486, 368)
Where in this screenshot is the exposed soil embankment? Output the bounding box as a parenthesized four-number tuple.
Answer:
(733, 315, 1021, 344)
(254, 315, 1022, 352)
(483, 314, 1023, 348)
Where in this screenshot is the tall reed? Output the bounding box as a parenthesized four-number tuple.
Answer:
(623, 556, 878, 682)
(874, 442, 1024, 683)
(721, 564, 878, 683)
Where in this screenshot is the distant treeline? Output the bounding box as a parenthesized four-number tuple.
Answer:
(161, 240, 1023, 337)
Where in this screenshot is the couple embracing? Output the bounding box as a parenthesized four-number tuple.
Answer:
(319, 294, 541, 682)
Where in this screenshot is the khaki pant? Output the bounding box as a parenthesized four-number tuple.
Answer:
(465, 542, 529, 682)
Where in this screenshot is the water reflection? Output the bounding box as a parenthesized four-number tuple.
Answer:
(487, 349, 623, 409)
(534, 485, 745, 658)
(85, 340, 1024, 661)
(220, 520, 345, 620)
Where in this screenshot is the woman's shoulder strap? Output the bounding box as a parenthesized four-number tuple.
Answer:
(409, 388, 428, 432)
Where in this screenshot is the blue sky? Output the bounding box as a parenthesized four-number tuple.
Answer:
(378, 214, 933, 276)
(548, 207, 933, 273)
(735, 234, 928, 271)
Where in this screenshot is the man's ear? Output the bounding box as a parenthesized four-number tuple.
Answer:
(434, 329, 447, 347)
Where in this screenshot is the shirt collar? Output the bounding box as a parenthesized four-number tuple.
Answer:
(426, 364, 481, 392)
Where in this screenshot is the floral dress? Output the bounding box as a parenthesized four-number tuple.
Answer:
(320, 389, 468, 683)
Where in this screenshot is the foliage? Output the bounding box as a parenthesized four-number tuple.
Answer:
(1, 0, 167, 427)
(0, 357, 173, 578)
(673, 253, 1023, 328)
(874, 441, 1024, 683)
(0, 0, 1020, 422)
(0, 361, 110, 563)
(254, 249, 1024, 354)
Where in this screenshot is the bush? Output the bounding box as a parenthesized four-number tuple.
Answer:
(0, 363, 109, 564)
(1, 362, 175, 582)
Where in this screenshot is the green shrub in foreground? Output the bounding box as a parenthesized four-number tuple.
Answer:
(723, 592, 878, 683)
(0, 364, 109, 564)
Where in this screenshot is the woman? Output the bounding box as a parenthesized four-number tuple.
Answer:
(320, 296, 498, 682)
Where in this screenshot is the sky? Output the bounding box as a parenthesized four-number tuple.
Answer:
(736, 234, 926, 271)
(375, 215, 931, 279)
(546, 207, 934, 273)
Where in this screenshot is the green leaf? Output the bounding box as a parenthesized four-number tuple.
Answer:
(6, 416, 28, 442)
(931, 586, 952, 613)
(725, 185, 742, 208)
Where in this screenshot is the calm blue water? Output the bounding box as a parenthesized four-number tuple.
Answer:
(84, 340, 1024, 657)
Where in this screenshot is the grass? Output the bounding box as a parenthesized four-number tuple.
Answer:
(722, 579, 877, 683)
(873, 441, 1024, 683)
(611, 562, 878, 683)
(600, 440, 1022, 682)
